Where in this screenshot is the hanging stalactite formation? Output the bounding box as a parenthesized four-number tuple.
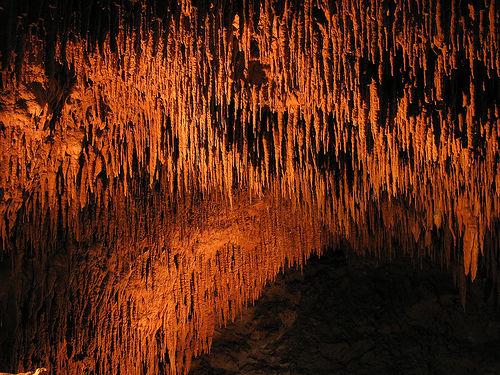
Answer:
(0, 0, 498, 374)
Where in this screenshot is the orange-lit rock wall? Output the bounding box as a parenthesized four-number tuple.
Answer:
(0, 0, 498, 374)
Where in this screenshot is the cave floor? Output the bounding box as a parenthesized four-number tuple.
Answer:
(190, 251, 500, 375)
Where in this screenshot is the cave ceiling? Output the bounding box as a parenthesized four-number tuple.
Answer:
(0, 0, 498, 374)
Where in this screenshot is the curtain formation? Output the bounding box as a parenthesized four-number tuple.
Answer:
(0, 0, 498, 374)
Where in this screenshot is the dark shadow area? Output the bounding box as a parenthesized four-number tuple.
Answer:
(191, 251, 500, 375)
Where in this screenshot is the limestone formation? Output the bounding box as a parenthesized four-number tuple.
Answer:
(0, 0, 498, 374)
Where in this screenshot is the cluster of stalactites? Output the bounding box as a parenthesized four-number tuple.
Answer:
(1, 0, 498, 272)
(0, 0, 498, 374)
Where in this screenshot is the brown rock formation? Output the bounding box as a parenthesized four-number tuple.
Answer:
(0, 0, 498, 374)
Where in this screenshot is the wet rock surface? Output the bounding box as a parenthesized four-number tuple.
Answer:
(191, 251, 500, 375)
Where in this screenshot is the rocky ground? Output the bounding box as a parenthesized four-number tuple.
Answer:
(190, 251, 500, 375)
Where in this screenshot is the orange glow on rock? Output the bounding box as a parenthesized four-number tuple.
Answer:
(0, 0, 498, 374)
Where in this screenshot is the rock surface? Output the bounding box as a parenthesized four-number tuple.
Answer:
(0, 1, 498, 374)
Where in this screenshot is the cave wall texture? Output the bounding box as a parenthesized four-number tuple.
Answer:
(0, 0, 498, 374)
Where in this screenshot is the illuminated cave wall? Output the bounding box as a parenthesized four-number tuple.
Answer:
(0, 0, 498, 374)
